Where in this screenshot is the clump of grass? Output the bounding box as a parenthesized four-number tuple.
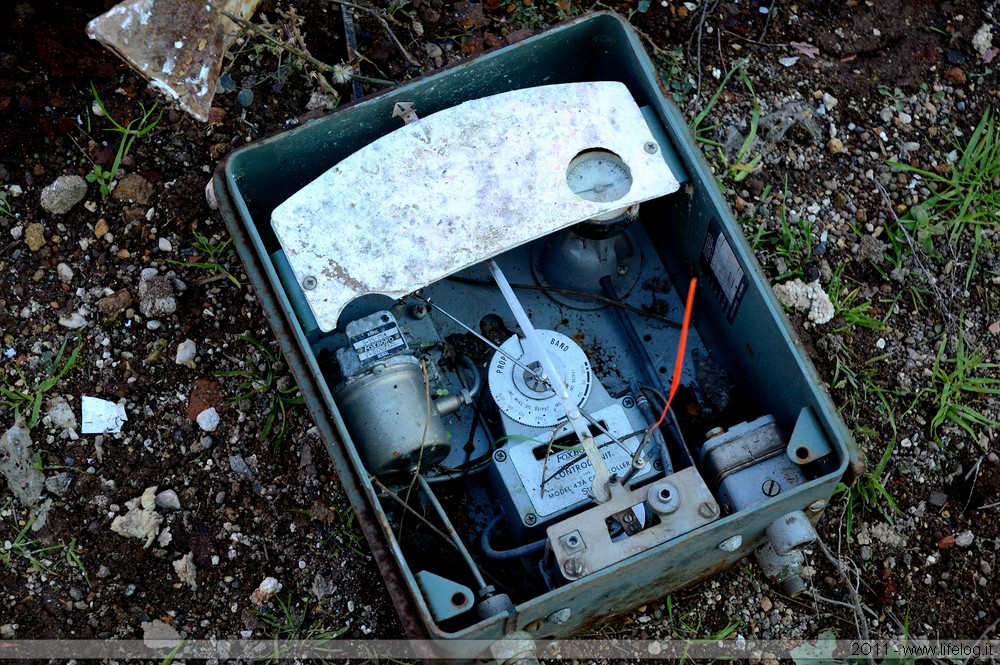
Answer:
(166, 232, 241, 287)
(826, 264, 888, 331)
(86, 83, 161, 196)
(253, 594, 349, 662)
(693, 63, 763, 184)
(889, 109, 999, 287)
(218, 335, 303, 447)
(923, 332, 1000, 446)
(0, 336, 83, 428)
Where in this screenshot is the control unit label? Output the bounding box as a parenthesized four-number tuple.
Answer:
(508, 404, 647, 517)
(350, 321, 407, 366)
(702, 217, 749, 323)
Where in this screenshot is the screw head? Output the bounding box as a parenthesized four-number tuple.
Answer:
(563, 557, 584, 578)
(301, 276, 317, 291)
(617, 263, 628, 276)
(524, 513, 537, 526)
(644, 141, 658, 154)
(718, 535, 743, 552)
(762, 479, 781, 497)
(808, 499, 828, 513)
(698, 501, 719, 518)
(493, 450, 507, 463)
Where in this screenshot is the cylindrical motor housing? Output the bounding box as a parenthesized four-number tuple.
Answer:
(335, 355, 451, 481)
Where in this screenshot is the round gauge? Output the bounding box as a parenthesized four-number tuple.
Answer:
(566, 150, 633, 203)
(488, 330, 593, 428)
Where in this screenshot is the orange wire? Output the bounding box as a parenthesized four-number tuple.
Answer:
(651, 277, 697, 430)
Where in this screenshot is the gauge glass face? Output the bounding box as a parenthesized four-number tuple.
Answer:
(566, 150, 633, 203)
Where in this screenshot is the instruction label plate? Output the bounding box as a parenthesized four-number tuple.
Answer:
(702, 217, 748, 323)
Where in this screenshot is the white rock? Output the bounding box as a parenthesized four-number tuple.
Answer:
(58, 312, 88, 329)
(250, 576, 282, 605)
(972, 24, 994, 57)
(10, 226, 22, 240)
(141, 619, 181, 648)
(822, 92, 838, 110)
(175, 339, 197, 368)
(158, 526, 173, 547)
(140, 486, 158, 511)
(56, 263, 74, 284)
(155, 489, 181, 511)
(158, 237, 172, 252)
(955, 530, 974, 547)
(772, 279, 835, 324)
(46, 396, 79, 432)
(173, 551, 198, 590)
(197, 407, 220, 432)
(111, 506, 162, 548)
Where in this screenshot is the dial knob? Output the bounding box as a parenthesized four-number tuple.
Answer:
(488, 330, 593, 428)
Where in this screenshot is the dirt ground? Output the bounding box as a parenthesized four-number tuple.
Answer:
(1, 0, 999, 658)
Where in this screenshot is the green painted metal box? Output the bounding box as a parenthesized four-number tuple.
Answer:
(213, 12, 862, 661)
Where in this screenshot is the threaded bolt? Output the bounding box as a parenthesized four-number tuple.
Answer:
(781, 574, 807, 597)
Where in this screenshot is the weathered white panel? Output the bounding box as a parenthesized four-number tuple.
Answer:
(272, 81, 680, 331)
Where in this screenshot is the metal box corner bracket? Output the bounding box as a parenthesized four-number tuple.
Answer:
(214, 11, 860, 660)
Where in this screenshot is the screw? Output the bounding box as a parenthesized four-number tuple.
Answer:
(762, 479, 781, 497)
(698, 502, 719, 518)
(808, 499, 828, 513)
(653, 459, 663, 471)
(622, 396, 636, 409)
(546, 608, 572, 625)
(409, 303, 427, 320)
(705, 426, 725, 439)
(617, 263, 628, 276)
(644, 141, 658, 154)
(524, 513, 537, 526)
(493, 450, 507, 463)
(718, 535, 743, 552)
(301, 276, 317, 291)
(563, 557, 583, 578)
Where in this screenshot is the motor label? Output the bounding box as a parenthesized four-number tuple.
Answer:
(350, 319, 407, 365)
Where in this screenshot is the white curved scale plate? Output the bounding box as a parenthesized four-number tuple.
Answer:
(271, 81, 680, 332)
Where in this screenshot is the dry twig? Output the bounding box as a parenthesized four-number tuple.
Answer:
(328, 0, 421, 68)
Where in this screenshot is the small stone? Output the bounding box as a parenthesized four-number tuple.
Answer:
(56, 263, 73, 284)
(860, 545, 873, 560)
(94, 218, 109, 238)
(424, 42, 443, 59)
(822, 92, 838, 110)
(943, 67, 966, 84)
(939, 534, 955, 549)
(44, 472, 72, 497)
(96, 565, 110, 578)
(140, 486, 157, 511)
(760, 596, 773, 612)
(25, 223, 45, 252)
(229, 454, 252, 478)
(0, 625, 14, 639)
(158, 527, 172, 547)
(111, 173, 155, 205)
(40, 175, 88, 214)
(989, 321, 1000, 335)
(173, 552, 198, 590)
(928, 491, 948, 508)
(138, 268, 177, 318)
(250, 577, 282, 605)
(97, 290, 132, 321)
(154, 489, 181, 511)
(946, 48, 965, 65)
(141, 619, 181, 648)
(158, 237, 172, 252)
(2, 421, 46, 508)
(58, 312, 88, 329)
(175, 339, 197, 368)
(237, 89, 254, 108)
(955, 531, 974, 547)
(827, 137, 845, 154)
(111, 505, 162, 547)
(897, 111, 912, 124)
(46, 396, 79, 432)
(197, 407, 220, 432)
